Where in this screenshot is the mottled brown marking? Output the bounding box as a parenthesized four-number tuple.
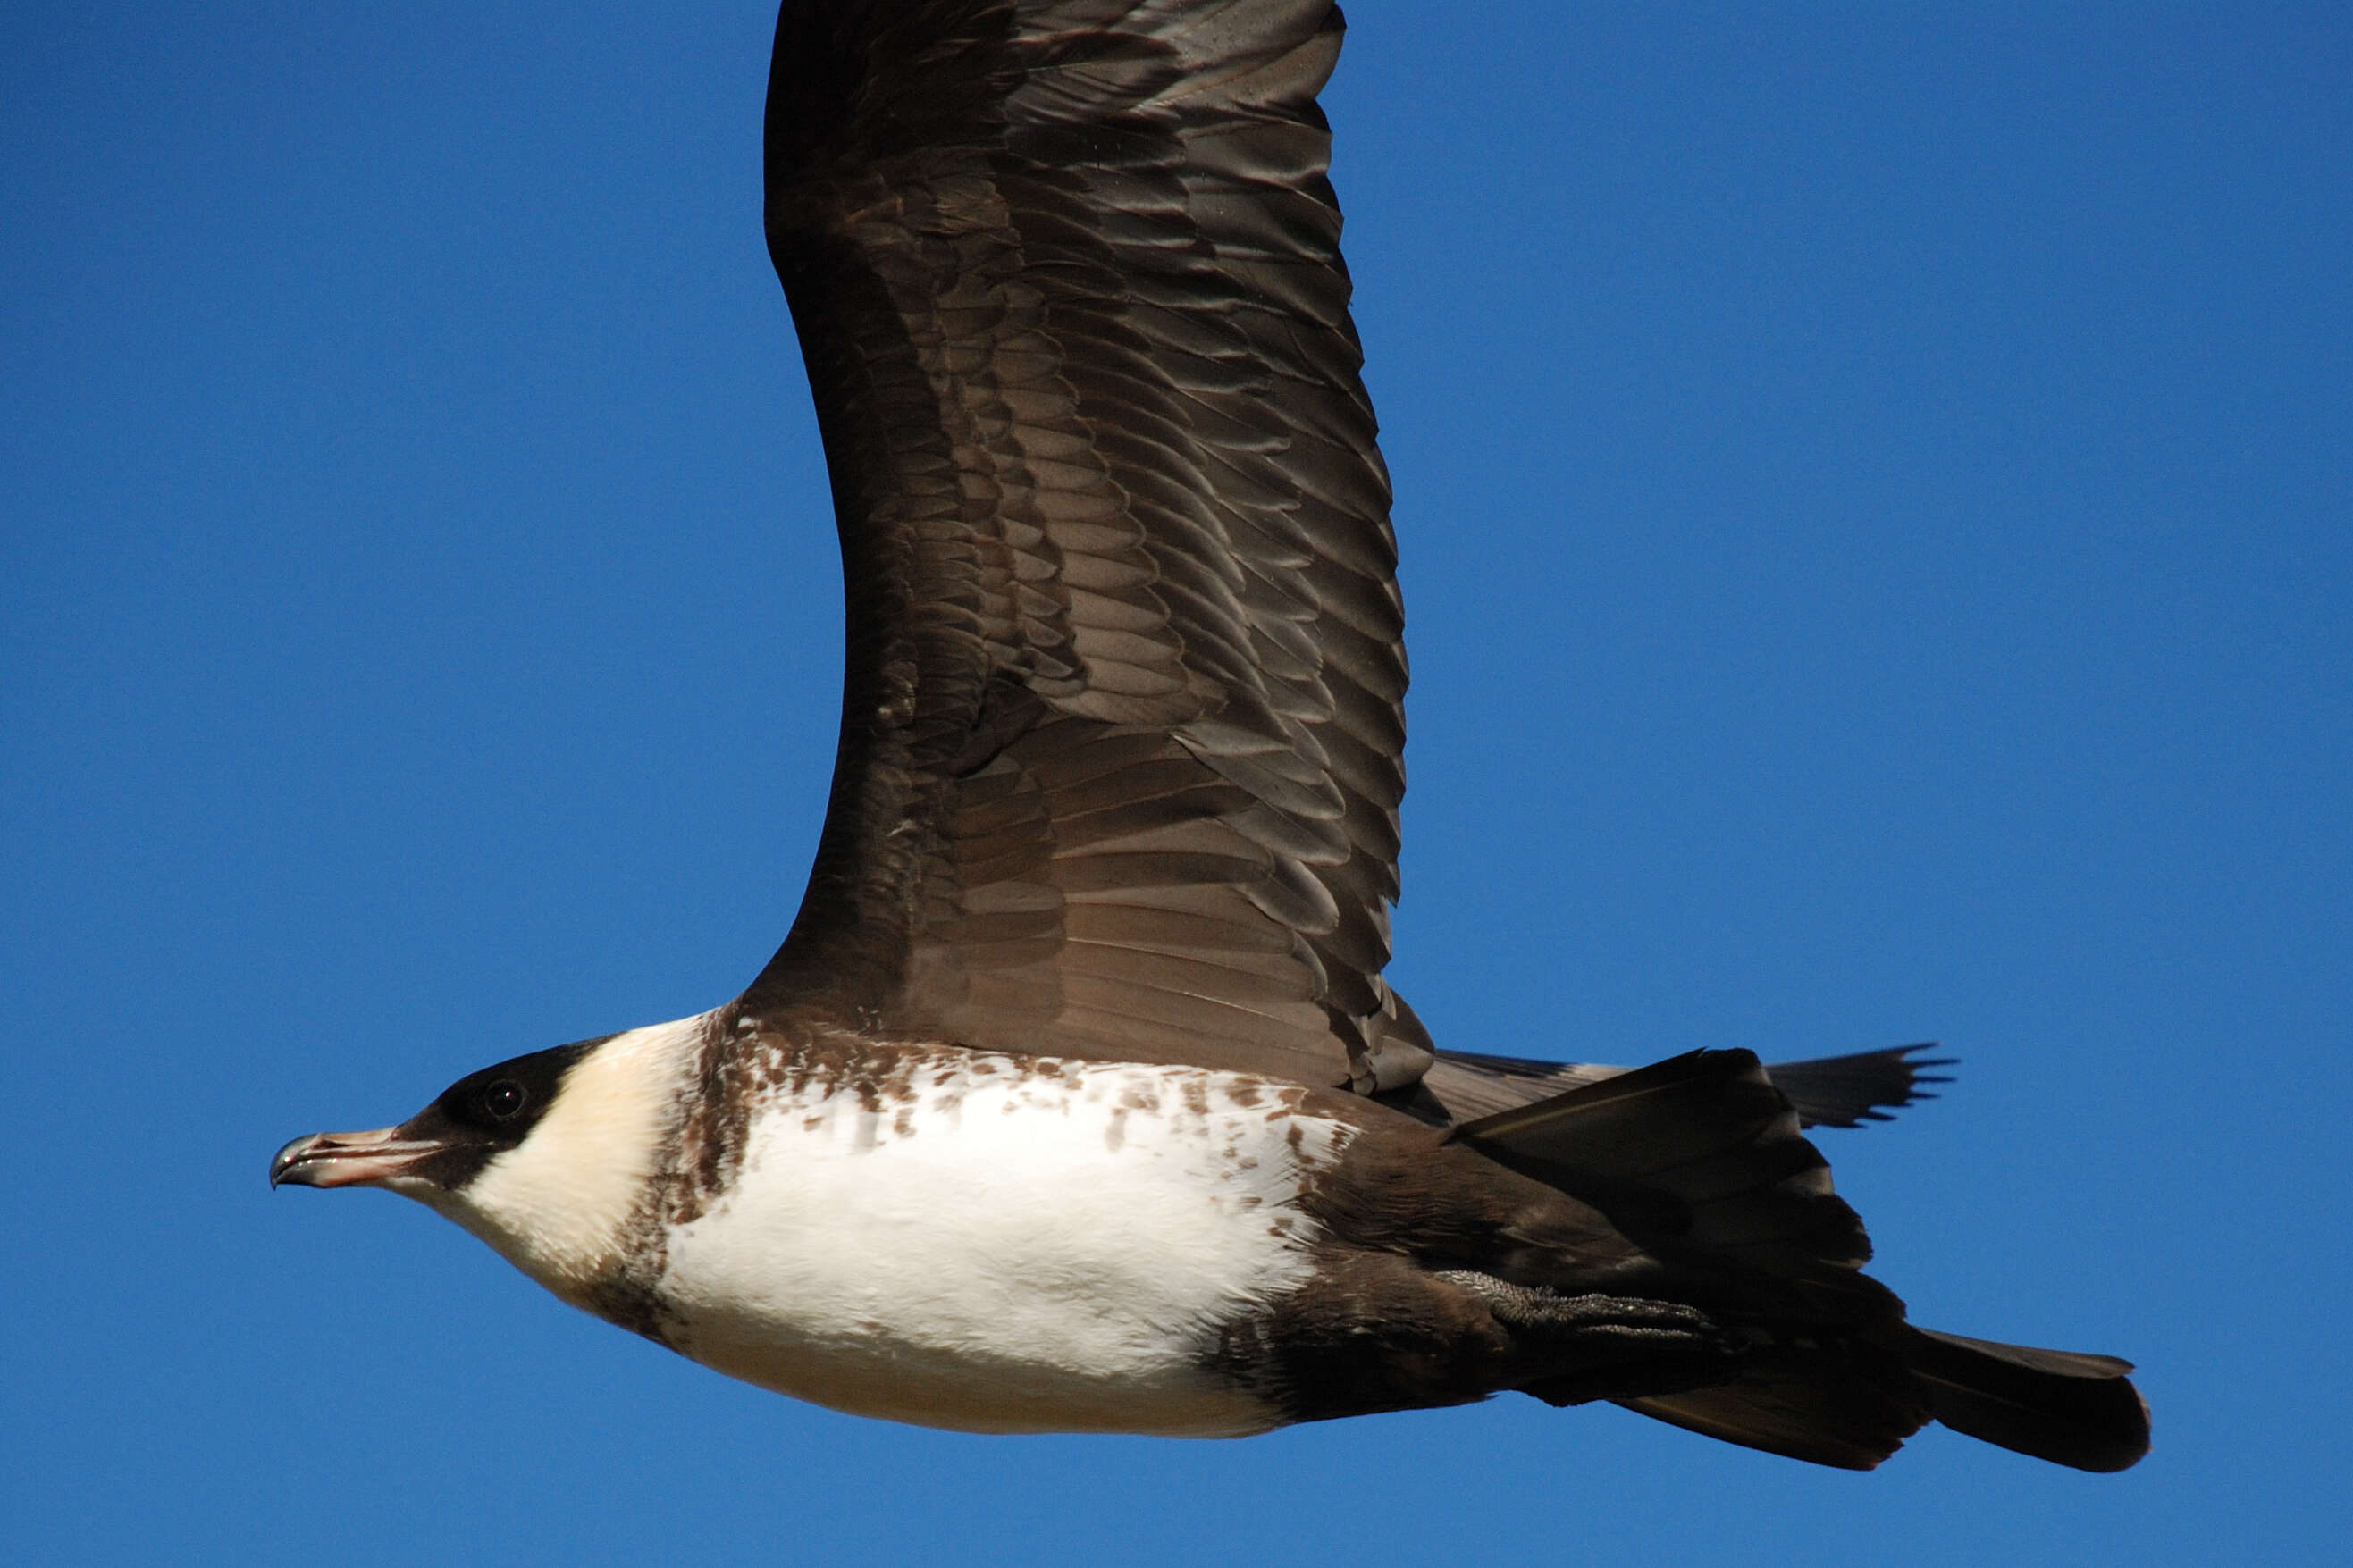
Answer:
(670, 1005, 982, 1222)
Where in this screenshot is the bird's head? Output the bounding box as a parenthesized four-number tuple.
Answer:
(272, 1017, 704, 1304)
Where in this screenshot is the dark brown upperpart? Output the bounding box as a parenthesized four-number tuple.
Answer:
(739, 0, 1432, 1096)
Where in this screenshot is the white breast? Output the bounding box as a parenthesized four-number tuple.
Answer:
(655, 1053, 1354, 1436)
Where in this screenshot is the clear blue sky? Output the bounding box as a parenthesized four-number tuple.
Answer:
(6, 3, 2347, 1563)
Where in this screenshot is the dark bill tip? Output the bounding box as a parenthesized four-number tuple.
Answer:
(270, 1126, 441, 1190)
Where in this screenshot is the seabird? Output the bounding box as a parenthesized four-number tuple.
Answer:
(273, 0, 2148, 1471)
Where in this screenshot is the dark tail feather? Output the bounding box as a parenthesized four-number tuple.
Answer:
(1618, 1343, 1929, 1471)
(1617, 1329, 2149, 1472)
(1903, 1327, 2150, 1472)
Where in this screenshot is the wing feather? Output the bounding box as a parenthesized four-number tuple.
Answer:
(742, 0, 1425, 1089)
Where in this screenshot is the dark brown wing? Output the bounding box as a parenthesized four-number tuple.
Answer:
(738, 0, 1428, 1091)
(1412, 1044, 1956, 1130)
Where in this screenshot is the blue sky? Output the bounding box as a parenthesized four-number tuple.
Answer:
(6, 3, 2347, 1563)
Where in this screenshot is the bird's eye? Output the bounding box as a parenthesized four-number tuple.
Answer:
(483, 1080, 527, 1120)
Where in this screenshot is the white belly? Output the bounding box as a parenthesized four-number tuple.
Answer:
(655, 1053, 1355, 1436)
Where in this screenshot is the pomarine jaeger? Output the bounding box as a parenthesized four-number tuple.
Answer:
(272, 0, 2148, 1472)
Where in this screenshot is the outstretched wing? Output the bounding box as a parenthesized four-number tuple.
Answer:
(738, 0, 1428, 1091)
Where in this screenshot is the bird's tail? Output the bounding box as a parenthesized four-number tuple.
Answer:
(1619, 1325, 2147, 1472)
(1902, 1326, 2149, 1470)
(1452, 1047, 2147, 1469)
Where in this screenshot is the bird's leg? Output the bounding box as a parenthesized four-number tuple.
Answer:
(1434, 1270, 1751, 1404)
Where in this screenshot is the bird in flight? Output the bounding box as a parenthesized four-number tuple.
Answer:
(273, 0, 2147, 1472)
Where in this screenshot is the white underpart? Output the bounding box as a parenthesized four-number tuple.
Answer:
(658, 1054, 1356, 1437)
(420, 1012, 707, 1311)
